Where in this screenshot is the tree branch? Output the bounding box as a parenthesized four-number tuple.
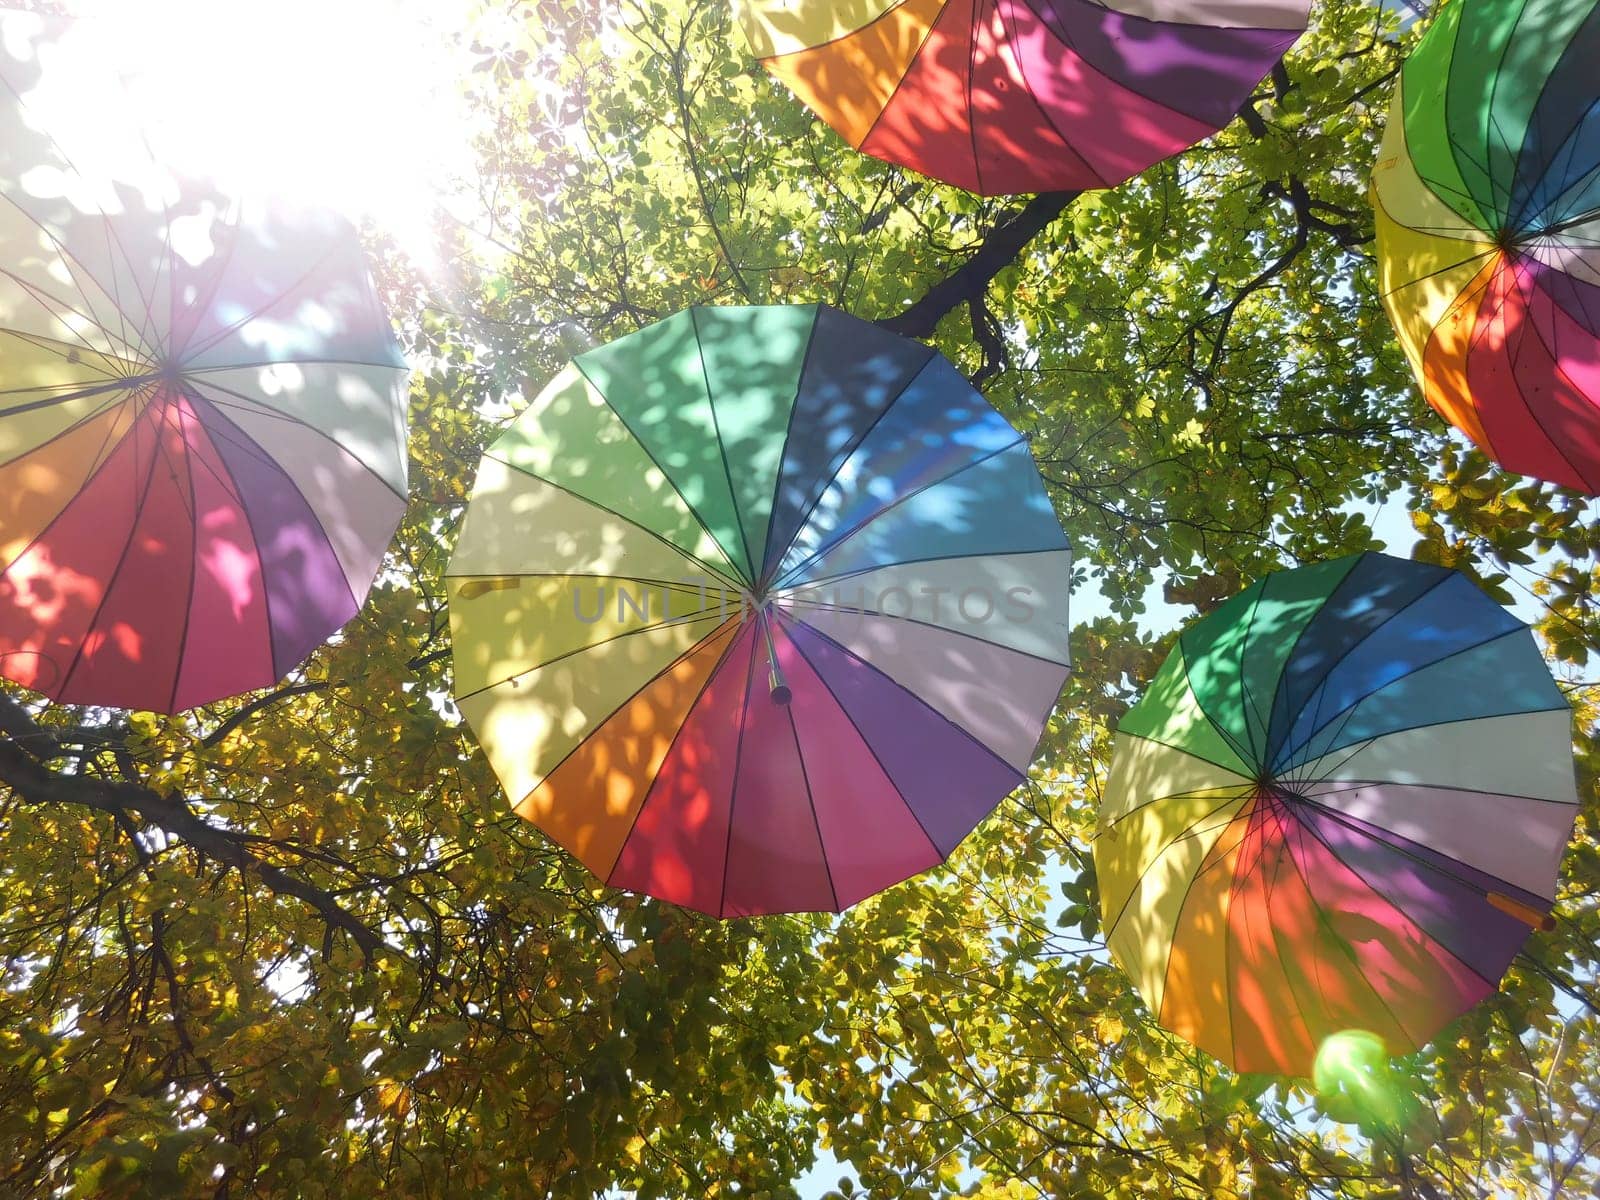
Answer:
(0, 710, 386, 965)
(876, 191, 1080, 341)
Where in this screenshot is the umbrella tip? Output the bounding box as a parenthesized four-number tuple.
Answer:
(770, 682, 792, 706)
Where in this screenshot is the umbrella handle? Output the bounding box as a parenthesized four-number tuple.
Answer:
(761, 611, 791, 705)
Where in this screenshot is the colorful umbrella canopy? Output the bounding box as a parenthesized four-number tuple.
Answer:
(731, 0, 1311, 195)
(1373, 0, 1600, 492)
(0, 11, 410, 712)
(1095, 552, 1577, 1077)
(448, 304, 1072, 916)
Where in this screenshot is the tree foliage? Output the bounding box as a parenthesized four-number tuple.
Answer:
(3, 0, 1599, 1196)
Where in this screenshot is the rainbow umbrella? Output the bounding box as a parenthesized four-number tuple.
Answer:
(730, 0, 1311, 195)
(1373, 0, 1600, 491)
(0, 10, 410, 712)
(1095, 552, 1577, 1076)
(448, 304, 1071, 916)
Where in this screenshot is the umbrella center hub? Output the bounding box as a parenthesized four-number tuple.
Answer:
(1254, 773, 1308, 806)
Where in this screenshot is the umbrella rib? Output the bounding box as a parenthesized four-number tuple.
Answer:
(752, 305, 822, 584)
(478, 450, 746, 593)
(0, 376, 141, 416)
(446, 572, 724, 595)
(0, 386, 146, 579)
(770, 435, 1027, 591)
(774, 609, 945, 863)
(1263, 798, 1409, 1056)
(760, 355, 938, 588)
(1169, 639, 1261, 777)
(0, 329, 124, 390)
(1371, 194, 1498, 298)
(571, 357, 753, 589)
(771, 544, 1062, 595)
(592, 618, 746, 884)
(845, 0, 951, 158)
(1286, 774, 1574, 812)
(1485, 256, 1587, 483)
(186, 374, 410, 506)
(770, 590, 1070, 670)
(183, 356, 412, 374)
(174, 231, 325, 365)
(0, 255, 136, 363)
(1397, 158, 1496, 228)
(1275, 627, 1536, 777)
(1107, 727, 1254, 784)
(170, 200, 278, 363)
(689, 307, 759, 582)
(1511, 97, 1598, 231)
(1218, 794, 1265, 1071)
(777, 542, 1068, 593)
(1099, 790, 1250, 946)
(1293, 709, 1578, 797)
(143, 116, 184, 360)
(1250, 553, 1364, 771)
(778, 609, 1026, 783)
(1530, 181, 1600, 236)
(1267, 568, 1464, 774)
(1292, 732, 1379, 794)
(1287, 794, 1508, 991)
(1145, 790, 1243, 1065)
(1504, 254, 1600, 485)
(1294, 790, 1547, 915)
(0, 183, 147, 360)
(1095, 778, 1251, 849)
(0, 385, 130, 475)
(453, 609, 730, 705)
(778, 660, 841, 912)
(1484, 107, 1520, 227)
(172, 199, 253, 362)
(1234, 579, 1270, 768)
(166, 398, 204, 713)
(0, 65, 163, 358)
(52, 400, 170, 698)
(93, 193, 160, 361)
(716, 639, 764, 918)
(1251, 800, 1334, 1061)
(186, 388, 364, 616)
(1437, 262, 1511, 467)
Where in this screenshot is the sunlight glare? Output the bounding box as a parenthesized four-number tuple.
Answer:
(66, 0, 475, 259)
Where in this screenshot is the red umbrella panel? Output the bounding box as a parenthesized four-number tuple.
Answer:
(733, 0, 1313, 195)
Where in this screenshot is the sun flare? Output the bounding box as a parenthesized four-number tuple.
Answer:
(59, 0, 475, 257)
